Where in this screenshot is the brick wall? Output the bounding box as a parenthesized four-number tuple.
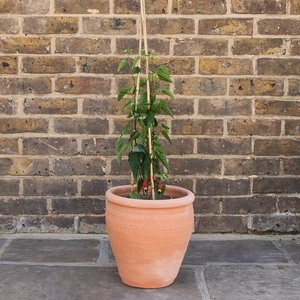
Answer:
(0, 0, 299, 234)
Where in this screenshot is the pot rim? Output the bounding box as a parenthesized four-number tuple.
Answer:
(106, 185, 194, 209)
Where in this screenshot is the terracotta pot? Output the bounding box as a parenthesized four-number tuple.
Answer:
(105, 185, 194, 288)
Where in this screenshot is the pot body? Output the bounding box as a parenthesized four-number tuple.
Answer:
(105, 185, 194, 288)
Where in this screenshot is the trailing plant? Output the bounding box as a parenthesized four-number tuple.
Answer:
(116, 50, 175, 200)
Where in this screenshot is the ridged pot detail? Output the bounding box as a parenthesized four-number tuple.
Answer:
(105, 185, 194, 288)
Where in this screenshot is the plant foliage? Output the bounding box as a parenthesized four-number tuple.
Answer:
(116, 50, 175, 199)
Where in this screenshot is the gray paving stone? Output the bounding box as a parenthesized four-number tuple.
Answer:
(0, 239, 100, 263)
(0, 265, 202, 300)
(204, 265, 300, 300)
(0, 239, 7, 248)
(280, 239, 300, 264)
(183, 240, 287, 264)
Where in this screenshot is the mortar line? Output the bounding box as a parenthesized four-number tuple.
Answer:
(195, 266, 211, 300)
(0, 239, 12, 259)
(271, 240, 295, 264)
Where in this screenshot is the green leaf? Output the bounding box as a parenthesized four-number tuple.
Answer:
(162, 130, 172, 144)
(154, 146, 169, 171)
(137, 127, 147, 145)
(128, 151, 144, 183)
(161, 123, 169, 130)
(118, 59, 127, 72)
(133, 66, 141, 74)
(142, 155, 151, 179)
(132, 144, 147, 154)
(162, 87, 175, 100)
(145, 110, 155, 128)
(132, 56, 141, 69)
(151, 101, 162, 114)
(160, 100, 174, 118)
(157, 65, 172, 83)
(121, 99, 133, 109)
(117, 87, 131, 101)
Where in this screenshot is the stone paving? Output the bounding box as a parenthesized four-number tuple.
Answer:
(0, 234, 299, 300)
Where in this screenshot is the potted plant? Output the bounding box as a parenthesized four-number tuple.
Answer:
(105, 0, 194, 289)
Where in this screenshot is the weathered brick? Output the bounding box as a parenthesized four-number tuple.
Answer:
(285, 120, 300, 135)
(23, 178, 77, 196)
(24, 98, 77, 115)
(232, 38, 285, 55)
(229, 78, 284, 96)
(222, 196, 277, 214)
(0, 18, 19, 34)
(0, 198, 48, 215)
(53, 157, 106, 176)
(0, 179, 20, 196)
(54, 0, 109, 14)
(0, 37, 51, 54)
(110, 158, 130, 175)
(224, 158, 280, 175)
(197, 138, 252, 155)
(77, 216, 106, 234)
(0, 158, 49, 176)
(54, 117, 109, 134)
(0, 78, 52, 95)
(114, 0, 168, 14)
(167, 178, 194, 191)
(22, 57, 76, 74)
(0, 118, 48, 134)
(147, 18, 195, 35)
(249, 214, 300, 233)
(291, 39, 300, 55)
(81, 179, 108, 196)
(82, 98, 122, 115)
(18, 216, 75, 233)
(199, 58, 253, 75)
(172, 119, 223, 135)
(23, 138, 78, 156)
(0, 98, 17, 115)
(162, 138, 194, 155)
(55, 77, 111, 95)
(52, 198, 105, 214)
(199, 98, 252, 116)
(116, 38, 170, 55)
(256, 100, 300, 116)
(231, 0, 286, 14)
(288, 79, 300, 96)
(0, 138, 19, 154)
(193, 197, 220, 214)
(253, 177, 300, 193)
(173, 0, 226, 14)
(227, 119, 281, 136)
(0, 217, 17, 233)
(291, 0, 300, 14)
(83, 17, 136, 35)
(56, 38, 111, 54)
(174, 77, 227, 96)
(282, 159, 300, 175)
(163, 98, 194, 116)
(169, 158, 221, 175)
(0, 0, 50, 14)
(23, 17, 78, 34)
(258, 19, 300, 35)
(196, 178, 250, 195)
(174, 38, 228, 56)
(0, 57, 17, 74)
(278, 196, 300, 213)
(258, 58, 300, 75)
(79, 57, 121, 74)
(254, 139, 300, 156)
(155, 57, 195, 75)
(81, 138, 116, 156)
(198, 18, 253, 35)
(194, 215, 247, 233)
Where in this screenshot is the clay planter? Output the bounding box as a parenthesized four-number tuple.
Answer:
(105, 185, 194, 288)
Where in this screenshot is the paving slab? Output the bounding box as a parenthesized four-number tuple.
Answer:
(204, 265, 300, 300)
(0, 238, 7, 248)
(0, 239, 100, 263)
(0, 265, 202, 300)
(280, 239, 300, 263)
(183, 240, 287, 264)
